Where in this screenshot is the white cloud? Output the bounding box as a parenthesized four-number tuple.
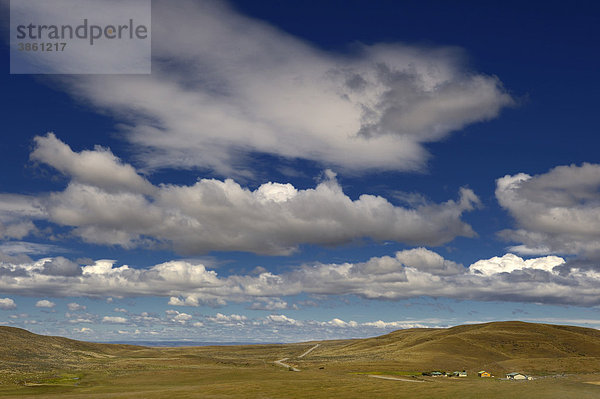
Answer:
(7, 248, 600, 306)
(496, 163, 600, 258)
(27, 135, 480, 255)
(0, 298, 16, 310)
(328, 318, 358, 328)
(35, 299, 55, 308)
(102, 316, 128, 324)
(67, 302, 86, 311)
(207, 313, 247, 324)
(469, 253, 565, 276)
(56, 0, 512, 176)
(266, 314, 301, 326)
(165, 310, 192, 325)
(31, 133, 155, 195)
(362, 320, 428, 329)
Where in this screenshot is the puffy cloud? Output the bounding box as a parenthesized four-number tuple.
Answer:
(26, 135, 480, 255)
(31, 133, 154, 195)
(102, 316, 128, 324)
(40, 257, 81, 277)
(35, 300, 55, 308)
(470, 253, 565, 276)
(2, 248, 598, 306)
(165, 310, 192, 325)
(58, 0, 512, 176)
(496, 163, 600, 258)
(67, 302, 86, 311)
(393, 247, 465, 276)
(266, 314, 301, 326)
(207, 313, 247, 324)
(328, 318, 358, 328)
(7, 247, 600, 306)
(0, 298, 16, 310)
(67, 316, 94, 324)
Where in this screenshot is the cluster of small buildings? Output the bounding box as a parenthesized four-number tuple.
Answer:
(422, 370, 533, 380)
(479, 370, 533, 380)
(505, 372, 533, 380)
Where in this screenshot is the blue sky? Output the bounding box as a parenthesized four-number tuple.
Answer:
(1, 0, 600, 343)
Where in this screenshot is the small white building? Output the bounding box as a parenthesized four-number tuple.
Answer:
(506, 372, 531, 380)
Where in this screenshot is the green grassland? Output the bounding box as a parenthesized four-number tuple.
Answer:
(0, 321, 599, 398)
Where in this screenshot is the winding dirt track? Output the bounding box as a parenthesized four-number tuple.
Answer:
(274, 343, 320, 371)
(274, 358, 300, 372)
(298, 343, 320, 358)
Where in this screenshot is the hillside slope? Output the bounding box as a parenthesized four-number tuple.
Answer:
(0, 326, 142, 374)
(308, 321, 600, 373)
(2, 321, 600, 378)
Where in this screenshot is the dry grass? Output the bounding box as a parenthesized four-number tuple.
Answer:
(1, 322, 600, 398)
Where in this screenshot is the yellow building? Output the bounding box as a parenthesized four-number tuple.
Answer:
(478, 371, 491, 378)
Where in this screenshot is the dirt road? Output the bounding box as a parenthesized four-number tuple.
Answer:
(274, 343, 320, 371)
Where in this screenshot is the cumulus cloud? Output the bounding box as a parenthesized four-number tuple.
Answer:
(496, 163, 600, 258)
(328, 318, 358, 328)
(35, 299, 55, 308)
(0, 297, 16, 310)
(207, 313, 247, 324)
(469, 253, 565, 275)
(67, 302, 86, 311)
(31, 133, 155, 195)
(54, 0, 512, 176)
(266, 314, 301, 326)
(40, 257, 81, 276)
(26, 134, 480, 255)
(4, 248, 600, 306)
(102, 316, 128, 324)
(165, 310, 192, 325)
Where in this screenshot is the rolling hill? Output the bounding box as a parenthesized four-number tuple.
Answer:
(0, 325, 143, 378)
(2, 321, 600, 379)
(306, 321, 600, 374)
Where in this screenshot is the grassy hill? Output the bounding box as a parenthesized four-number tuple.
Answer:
(0, 326, 146, 380)
(306, 321, 600, 374)
(2, 321, 600, 376)
(1, 322, 600, 398)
